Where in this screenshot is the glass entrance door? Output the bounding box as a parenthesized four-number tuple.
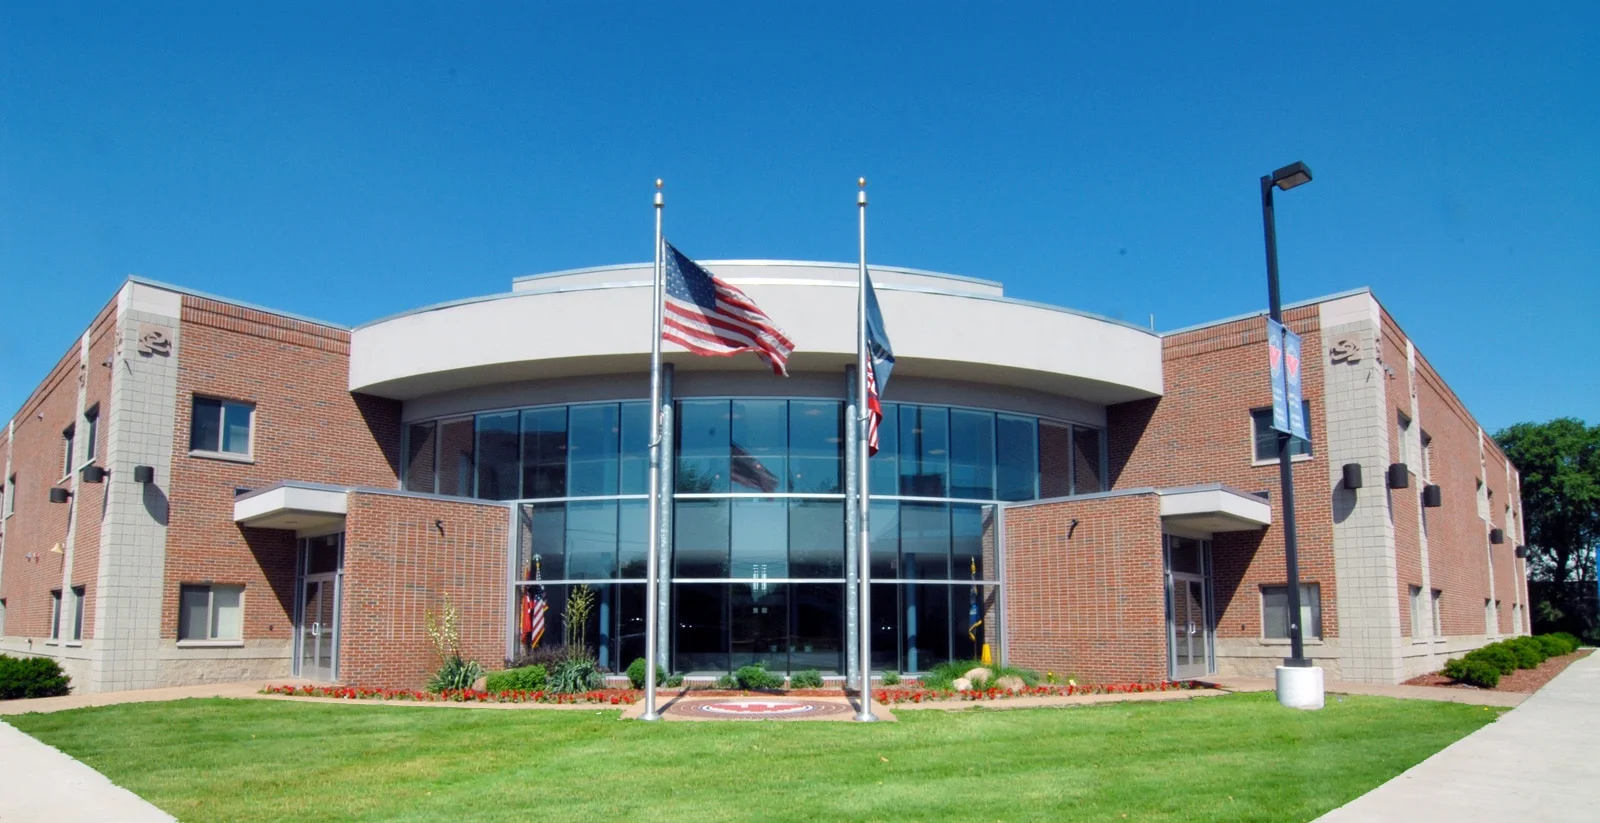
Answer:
(296, 534, 343, 682)
(1166, 535, 1212, 680)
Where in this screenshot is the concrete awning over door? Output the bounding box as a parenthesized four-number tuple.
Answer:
(234, 482, 348, 534)
(1158, 485, 1272, 533)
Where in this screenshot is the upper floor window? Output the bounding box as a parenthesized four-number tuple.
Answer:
(190, 397, 254, 456)
(83, 405, 100, 465)
(1420, 430, 1433, 480)
(1396, 413, 1411, 466)
(1251, 405, 1312, 462)
(70, 585, 86, 641)
(1, 474, 12, 518)
(62, 425, 76, 479)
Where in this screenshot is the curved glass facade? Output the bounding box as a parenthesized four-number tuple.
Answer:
(401, 396, 1106, 674)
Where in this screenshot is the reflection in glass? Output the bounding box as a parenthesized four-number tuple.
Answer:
(521, 408, 567, 499)
(568, 405, 620, 496)
(952, 584, 997, 662)
(1039, 421, 1073, 498)
(566, 501, 618, 580)
(619, 402, 650, 494)
(678, 400, 730, 492)
(792, 583, 844, 673)
(898, 406, 949, 497)
(404, 422, 437, 493)
(870, 583, 899, 673)
(618, 583, 647, 667)
(995, 414, 1037, 501)
(731, 582, 788, 670)
(869, 500, 900, 578)
(475, 411, 520, 500)
(905, 584, 950, 672)
(674, 499, 730, 577)
(1073, 425, 1104, 494)
(951, 503, 985, 581)
(730, 498, 787, 578)
(437, 418, 475, 497)
(790, 401, 842, 494)
(520, 503, 567, 581)
(731, 400, 786, 493)
(789, 499, 844, 578)
(869, 403, 899, 496)
(617, 500, 648, 578)
(950, 409, 995, 499)
(901, 502, 951, 580)
(675, 583, 728, 672)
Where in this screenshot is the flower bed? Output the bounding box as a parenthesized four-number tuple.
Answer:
(874, 680, 1198, 705)
(260, 684, 640, 705)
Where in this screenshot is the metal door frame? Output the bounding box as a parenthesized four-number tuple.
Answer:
(1164, 534, 1214, 680)
(294, 533, 344, 681)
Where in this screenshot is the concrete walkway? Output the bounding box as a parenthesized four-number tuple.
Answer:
(0, 720, 175, 822)
(1317, 651, 1600, 821)
(1204, 674, 1528, 707)
(0, 679, 291, 716)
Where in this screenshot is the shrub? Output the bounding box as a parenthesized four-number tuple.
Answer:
(664, 673, 684, 688)
(1440, 657, 1468, 681)
(1535, 634, 1569, 658)
(625, 658, 668, 689)
(733, 662, 785, 691)
(0, 655, 72, 699)
(549, 658, 604, 694)
(1547, 632, 1581, 654)
(788, 669, 824, 689)
(919, 659, 1042, 691)
(428, 656, 485, 694)
(880, 671, 901, 686)
(507, 645, 576, 673)
(1504, 637, 1546, 669)
(1453, 658, 1501, 689)
(713, 674, 739, 690)
(1464, 643, 1517, 676)
(486, 664, 548, 693)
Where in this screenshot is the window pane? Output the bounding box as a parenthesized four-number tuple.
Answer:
(436, 418, 475, 497)
(1072, 426, 1104, 494)
(1168, 537, 1203, 574)
(791, 583, 844, 674)
(519, 503, 567, 581)
(521, 408, 568, 499)
(618, 583, 647, 668)
(897, 406, 948, 497)
(674, 499, 730, 578)
(730, 498, 787, 579)
(190, 397, 221, 451)
(619, 402, 651, 495)
(475, 412, 520, 500)
(731, 582, 787, 672)
(789, 401, 842, 494)
(868, 403, 899, 495)
(901, 502, 950, 580)
(869, 499, 900, 579)
(305, 534, 341, 574)
(1262, 586, 1288, 639)
(72, 586, 85, 641)
(221, 403, 253, 454)
(1039, 422, 1072, 498)
(568, 405, 620, 497)
(566, 500, 618, 580)
(677, 400, 730, 493)
(731, 400, 787, 493)
(1252, 410, 1277, 461)
(403, 422, 437, 493)
(212, 586, 243, 640)
(995, 414, 1038, 502)
(674, 583, 728, 672)
(617, 500, 649, 579)
(1302, 583, 1322, 639)
(953, 583, 997, 663)
(870, 583, 899, 672)
(84, 411, 98, 462)
(951, 504, 985, 580)
(949, 409, 995, 499)
(179, 586, 210, 640)
(904, 584, 950, 672)
(789, 499, 843, 578)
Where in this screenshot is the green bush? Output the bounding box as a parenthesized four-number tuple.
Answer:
(486, 664, 548, 693)
(506, 645, 577, 672)
(879, 671, 901, 686)
(427, 656, 485, 694)
(919, 659, 1042, 691)
(733, 662, 785, 690)
(1463, 643, 1517, 676)
(1453, 658, 1501, 689)
(713, 674, 739, 690)
(664, 673, 684, 688)
(0, 655, 72, 699)
(1504, 637, 1546, 669)
(788, 669, 824, 689)
(1535, 634, 1569, 658)
(625, 658, 669, 689)
(548, 658, 604, 694)
(1546, 632, 1581, 655)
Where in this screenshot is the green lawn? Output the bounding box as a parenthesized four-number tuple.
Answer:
(7, 694, 1501, 822)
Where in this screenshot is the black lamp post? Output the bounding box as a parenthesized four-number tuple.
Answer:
(1261, 160, 1312, 668)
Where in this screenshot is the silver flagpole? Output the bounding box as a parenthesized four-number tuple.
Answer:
(642, 179, 665, 721)
(855, 177, 877, 722)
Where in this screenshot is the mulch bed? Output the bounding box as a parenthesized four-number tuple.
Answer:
(1404, 648, 1592, 693)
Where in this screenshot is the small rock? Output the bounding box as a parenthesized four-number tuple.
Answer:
(995, 675, 1025, 691)
(964, 667, 993, 685)
(952, 677, 972, 691)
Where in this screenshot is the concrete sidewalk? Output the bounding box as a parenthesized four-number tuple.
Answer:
(1204, 674, 1528, 707)
(1317, 651, 1600, 821)
(0, 679, 298, 716)
(0, 720, 175, 822)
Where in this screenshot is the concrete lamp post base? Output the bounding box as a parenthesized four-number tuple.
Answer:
(1275, 665, 1325, 710)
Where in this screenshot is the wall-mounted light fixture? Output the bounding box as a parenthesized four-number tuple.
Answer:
(80, 465, 107, 484)
(1341, 463, 1363, 490)
(48, 487, 72, 504)
(1515, 546, 1528, 559)
(1387, 463, 1410, 489)
(133, 465, 155, 484)
(1422, 484, 1443, 508)
(1489, 528, 1505, 545)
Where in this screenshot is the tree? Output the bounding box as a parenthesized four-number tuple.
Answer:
(1495, 418, 1600, 587)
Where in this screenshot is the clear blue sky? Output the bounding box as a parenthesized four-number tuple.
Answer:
(2, 3, 1595, 432)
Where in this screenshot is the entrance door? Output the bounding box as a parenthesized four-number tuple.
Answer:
(300, 575, 338, 681)
(1166, 535, 1213, 680)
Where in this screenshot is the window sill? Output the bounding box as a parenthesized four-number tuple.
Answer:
(1251, 455, 1314, 468)
(43, 640, 60, 647)
(176, 639, 245, 648)
(64, 641, 83, 648)
(1259, 637, 1325, 646)
(188, 450, 254, 465)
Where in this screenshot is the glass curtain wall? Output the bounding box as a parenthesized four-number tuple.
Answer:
(402, 397, 1106, 675)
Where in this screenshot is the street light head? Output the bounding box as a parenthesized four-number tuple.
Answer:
(1270, 161, 1313, 191)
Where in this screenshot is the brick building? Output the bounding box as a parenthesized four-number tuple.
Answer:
(0, 269, 1526, 692)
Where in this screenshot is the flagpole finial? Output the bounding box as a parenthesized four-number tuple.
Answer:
(656, 178, 663, 189)
(858, 177, 866, 188)
(655, 178, 663, 207)
(858, 177, 867, 205)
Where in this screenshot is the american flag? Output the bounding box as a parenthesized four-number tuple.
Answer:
(730, 442, 780, 493)
(864, 272, 895, 456)
(663, 241, 795, 375)
(528, 589, 547, 649)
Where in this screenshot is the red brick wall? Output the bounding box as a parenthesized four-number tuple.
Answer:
(0, 299, 116, 638)
(1107, 308, 1338, 640)
(1483, 439, 1516, 632)
(1414, 352, 1492, 636)
(1003, 494, 1168, 683)
(340, 492, 509, 689)
(164, 296, 402, 644)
